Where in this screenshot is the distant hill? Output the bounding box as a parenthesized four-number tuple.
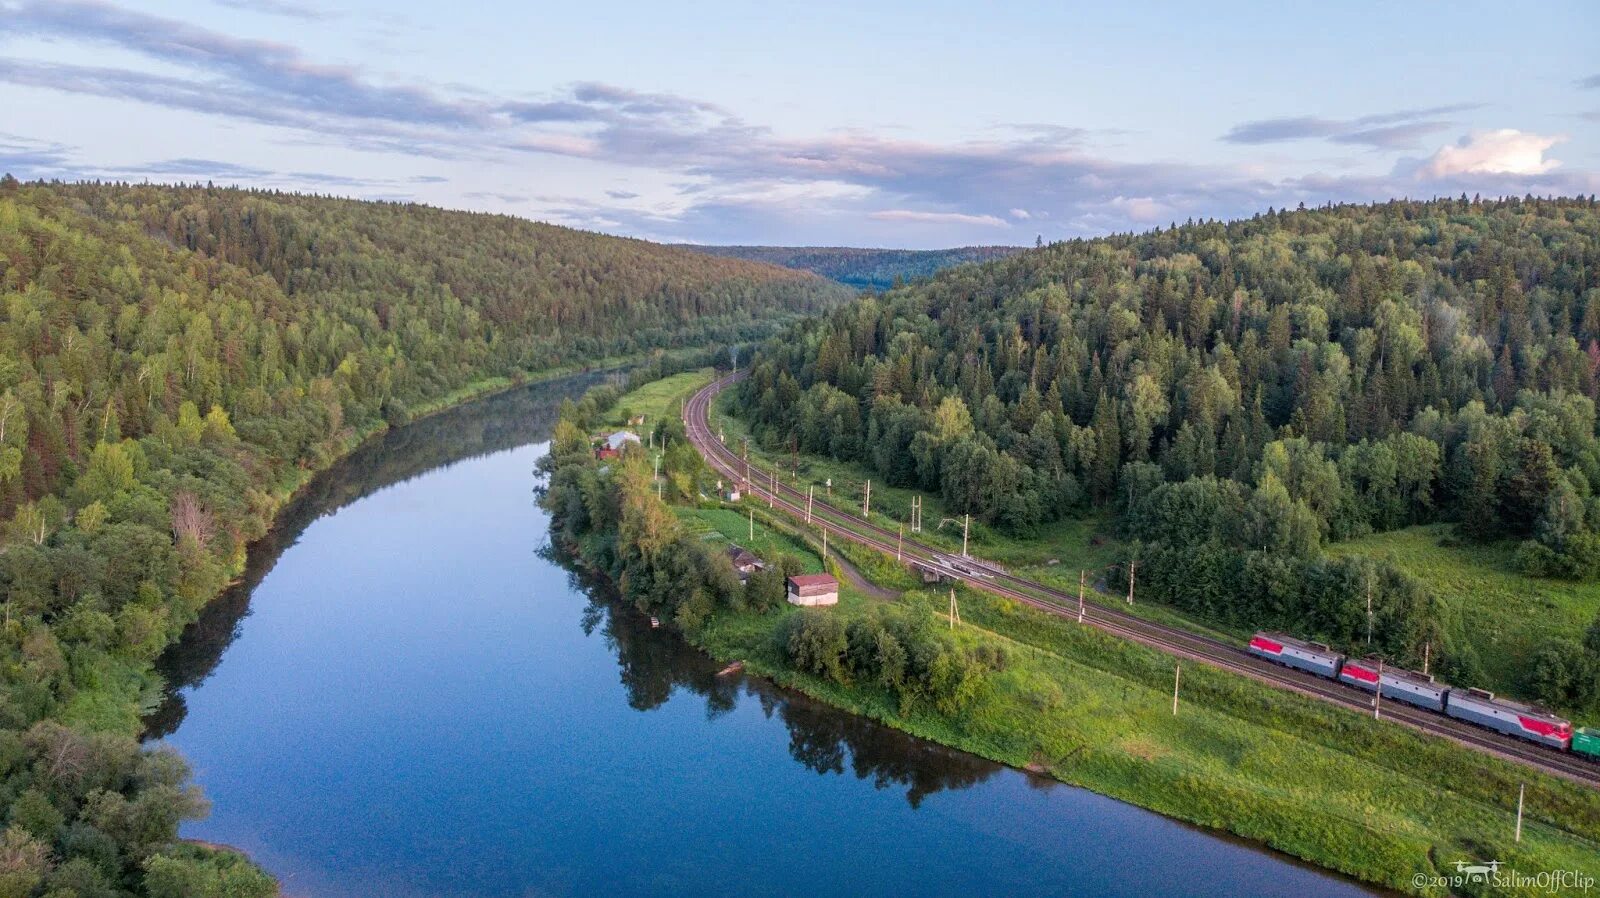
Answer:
(683, 244, 1026, 291)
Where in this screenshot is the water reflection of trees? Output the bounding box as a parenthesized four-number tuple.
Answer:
(552, 544, 1005, 809)
(142, 372, 606, 738)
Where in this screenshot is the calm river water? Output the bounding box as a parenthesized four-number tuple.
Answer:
(148, 373, 1377, 898)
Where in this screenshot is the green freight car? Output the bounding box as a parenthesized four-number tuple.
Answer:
(1574, 727, 1600, 760)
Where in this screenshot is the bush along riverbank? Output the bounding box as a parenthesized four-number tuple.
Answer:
(539, 377, 1600, 897)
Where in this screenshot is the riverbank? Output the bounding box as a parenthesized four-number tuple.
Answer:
(543, 371, 1600, 898)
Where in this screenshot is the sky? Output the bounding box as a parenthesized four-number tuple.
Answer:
(1, 0, 1597, 248)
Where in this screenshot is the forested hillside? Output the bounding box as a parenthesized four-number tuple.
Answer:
(736, 196, 1600, 709)
(686, 244, 1024, 290)
(0, 177, 848, 895)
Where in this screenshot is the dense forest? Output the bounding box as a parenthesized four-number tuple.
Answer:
(686, 245, 1024, 291)
(736, 196, 1600, 709)
(0, 177, 848, 896)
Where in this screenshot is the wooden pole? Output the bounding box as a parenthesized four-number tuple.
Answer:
(1078, 570, 1086, 624)
(1173, 664, 1181, 715)
(1516, 783, 1525, 842)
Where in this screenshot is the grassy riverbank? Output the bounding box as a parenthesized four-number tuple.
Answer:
(550, 371, 1600, 898)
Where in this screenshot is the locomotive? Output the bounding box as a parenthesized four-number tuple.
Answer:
(1248, 632, 1599, 757)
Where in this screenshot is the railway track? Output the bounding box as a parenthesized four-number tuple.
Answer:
(683, 370, 1600, 788)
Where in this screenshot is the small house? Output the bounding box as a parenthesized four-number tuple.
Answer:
(786, 573, 839, 607)
(724, 545, 765, 581)
(596, 430, 642, 460)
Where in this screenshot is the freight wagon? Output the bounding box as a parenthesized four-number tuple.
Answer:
(1575, 728, 1600, 760)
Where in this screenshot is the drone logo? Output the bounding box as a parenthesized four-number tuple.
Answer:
(1454, 859, 1501, 883)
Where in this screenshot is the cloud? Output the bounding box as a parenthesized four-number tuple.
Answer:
(1105, 196, 1169, 223)
(211, 0, 329, 20)
(869, 210, 1009, 227)
(606, 189, 640, 200)
(1579, 74, 1600, 90)
(0, 133, 74, 176)
(1223, 104, 1477, 149)
(1418, 129, 1564, 178)
(3, 0, 490, 136)
(124, 158, 274, 179)
(1008, 208, 1031, 220)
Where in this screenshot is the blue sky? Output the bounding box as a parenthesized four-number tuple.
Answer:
(2, 0, 1596, 247)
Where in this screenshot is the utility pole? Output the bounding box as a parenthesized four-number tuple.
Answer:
(748, 508, 754, 543)
(863, 480, 871, 520)
(962, 513, 969, 556)
(821, 527, 828, 563)
(826, 478, 832, 499)
(743, 438, 750, 486)
(654, 453, 662, 499)
(1516, 783, 1525, 842)
(1126, 559, 1136, 605)
(769, 467, 775, 509)
(1078, 570, 1086, 624)
(1365, 574, 1374, 646)
(897, 527, 903, 562)
(949, 588, 960, 629)
(1374, 658, 1384, 720)
(790, 436, 797, 480)
(1423, 641, 1430, 677)
(1173, 664, 1181, 716)
(807, 485, 814, 524)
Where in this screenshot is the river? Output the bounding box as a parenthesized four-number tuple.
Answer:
(148, 373, 1378, 898)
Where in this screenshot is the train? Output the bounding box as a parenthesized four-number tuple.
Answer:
(1248, 631, 1600, 759)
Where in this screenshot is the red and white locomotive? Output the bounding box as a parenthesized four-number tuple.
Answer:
(1248, 631, 1574, 751)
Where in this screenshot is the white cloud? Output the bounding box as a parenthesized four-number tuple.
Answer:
(868, 209, 1009, 227)
(1420, 129, 1563, 179)
(1008, 208, 1031, 220)
(1106, 195, 1168, 223)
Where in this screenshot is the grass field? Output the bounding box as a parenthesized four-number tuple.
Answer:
(605, 367, 716, 431)
(1331, 524, 1600, 701)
